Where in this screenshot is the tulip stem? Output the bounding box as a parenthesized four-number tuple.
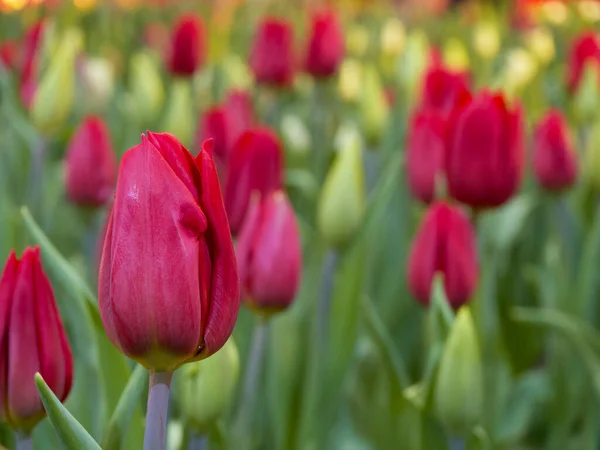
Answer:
(16, 433, 33, 450)
(143, 371, 173, 450)
(187, 434, 208, 450)
(448, 436, 466, 450)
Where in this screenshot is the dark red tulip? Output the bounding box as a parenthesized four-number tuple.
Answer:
(65, 116, 117, 207)
(167, 14, 205, 77)
(236, 191, 302, 313)
(19, 20, 45, 109)
(406, 108, 447, 203)
(99, 134, 239, 372)
(304, 9, 345, 78)
(445, 90, 524, 209)
(420, 61, 470, 116)
(197, 107, 230, 169)
(407, 202, 478, 309)
(567, 32, 600, 93)
(0, 247, 73, 432)
(0, 41, 18, 71)
(224, 128, 284, 235)
(533, 109, 578, 191)
(250, 18, 295, 87)
(224, 90, 254, 141)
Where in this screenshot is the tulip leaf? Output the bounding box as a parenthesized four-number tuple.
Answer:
(35, 373, 102, 450)
(428, 274, 455, 346)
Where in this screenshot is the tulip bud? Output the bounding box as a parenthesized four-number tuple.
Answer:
(162, 79, 195, 147)
(399, 31, 430, 103)
(406, 109, 446, 203)
(129, 52, 165, 125)
(502, 48, 538, 98)
(224, 128, 284, 235)
(567, 32, 600, 94)
(435, 307, 483, 434)
(419, 62, 470, 117)
(280, 113, 311, 162)
(196, 107, 230, 175)
(65, 116, 116, 207)
(31, 28, 81, 134)
(346, 24, 369, 57)
(250, 18, 295, 87)
(578, 1, 600, 22)
(19, 20, 45, 110)
(236, 191, 302, 314)
(99, 134, 239, 372)
(338, 59, 362, 103)
(525, 28, 555, 65)
(0, 41, 18, 71)
(573, 63, 600, 123)
(442, 38, 469, 72)
(166, 14, 205, 77)
(533, 109, 578, 192)
(0, 247, 74, 433)
(473, 22, 500, 60)
(445, 90, 524, 209)
(304, 9, 345, 78)
(584, 117, 600, 190)
(380, 18, 406, 59)
(175, 338, 239, 433)
(359, 64, 389, 146)
(317, 128, 365, 249)
(407, 202, 478, 308)
(78, 56, 115, 113)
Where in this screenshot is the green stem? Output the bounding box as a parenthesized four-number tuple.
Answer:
(16, 433, 33, 450)
(187, 434, 208, 450)
(143, 372, 173, 450)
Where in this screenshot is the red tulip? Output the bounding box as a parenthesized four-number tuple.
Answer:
(98, 133, 239, 372)
(19, 20, 45, 110)
(224, 90, 254, 141)
(407, 202, 478, 309)
(0, 41, 18, 71)
(250, 18, 295, 87)
(236, 191, 302, 313)
(533, 109, 578, 191)
(567, 32, 600, 93)
(445, 90, 524, 209)
(420, 62, 470, 116)
(0, 247, 73, 432)
(304, 9, 345, 78)
(224, 128, 284, 235)
(406, 108, 447, 203)
(65, 116, 117, 207)
(167, 14, 205, 77)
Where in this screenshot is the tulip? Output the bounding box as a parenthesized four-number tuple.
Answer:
(250, 18, 295, 87)
(360, 64, 389, 146)
(304, 9, 345, 78)
(129, 52, 165, 125)
(224, 128, 284, 235)
(442, 38, 470, 72)
(472, 22, 500, 60)
(419, 62, 470, 117)
(0, 247, 73, 433)
(567, 32, 600, 93)
(236, 191, 302, 313)
(525, 27, 555, 65)
(380, 18, 406, 59)
(399, 31, 430, 104)
(98, 133, 239, 372)
(435, 307, 483, 434)
(338, 59, 362, 103)
(162, 79, 195, 147)
(224, 89, 254, 140)
(166, 14, 205, 77)
(584, 117, 600, 190)
(407, 202, 478, 309)
(318, 127, 366, 250)
(78, 56, 115, 113)
(0, 41, 18, 71)
(65, 116, 117, 207)
(445, 90, 524, 209)
(406, 109, 447, 203)
(533, 110, 578, 192)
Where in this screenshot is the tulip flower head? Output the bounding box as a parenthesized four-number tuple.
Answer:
(419, 61, 470, 117)
(236, 191, 302, 314)
(99, 133, 239, 372)
(167, 14, 205, 77)
(304, 9, 345, 78)
(65, 115, 117, 207)
(250, 18, 295, 87)
(0, 247, 73, 433)
(407, 202, 478, 309)
(567, 31, 600, 93)
(445, 90, 524, 209)
(224, 128, 284, 235)
(533, 109, 578, 192)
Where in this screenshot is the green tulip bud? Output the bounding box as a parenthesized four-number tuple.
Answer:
(162, 79, 195, 147)
(435, 307, 483, 435)
(574, 64, 600, 124)
(129, 52, 165, 125)
(317, 126, 366, 250)
(280, 113, 311, 166)
(359, 64, 389, 146)
(80, 56, 115, 113)
(583, 116, 600, 190)
(398, 30, 429, 105)
(31, 28, 82, 135)
(175, 338, 240, 433)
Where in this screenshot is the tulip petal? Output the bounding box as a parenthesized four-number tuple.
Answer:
(0, 251, 18, 419)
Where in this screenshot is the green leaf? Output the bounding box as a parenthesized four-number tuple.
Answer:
(102, 364, 147, 450)
(35, 373, 102, 450)
(428, 274, 455, 345)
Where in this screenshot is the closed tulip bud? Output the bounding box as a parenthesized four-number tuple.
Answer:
(78, 56, 115, 113)
(236, 191, 302, 314)
(304, 9, 345, 78)
(224, 128, 284, 235)
(281, 114, 311, 160)
(250, 18, 295, 87)
(502, 48, 539, 97)
(338, 59, 362, 103)
(533, 110, 578, 192)
(435, 307, 483, 434)
(578, 1, 600, 22)
(406, 109, 447, 203)
(380, 18, 406, 58)
(407, 202, 478, 308)
(442, 38, 469, 72)
(31, 28, 82, 135)
(567, 32, 600, 93)
(19, 20, 45, 110)
(65, 116, 116, 207)
(525, 28, 555, 65)
(225, 90, 254, 139)
(419, 62, 470, 117)
(0, 41, 18, 71)
(162, 79, 195, 147)
(473, 22, 500, 60)
(99, 134, 239, 372)
(197, 107, 230, 174)
(585, 117, 600, 190)
(346, 24, 369, 57)
(0, 247, 73, 433)
(573, 63, 600, 123)
(167, 14, 205, 77)
(318, 129, 365, 249)
(445, 90, 524, 209)
(360, 64, 389, 146)
(175, 338, 239, 433)
(129, 52, 165, 125)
